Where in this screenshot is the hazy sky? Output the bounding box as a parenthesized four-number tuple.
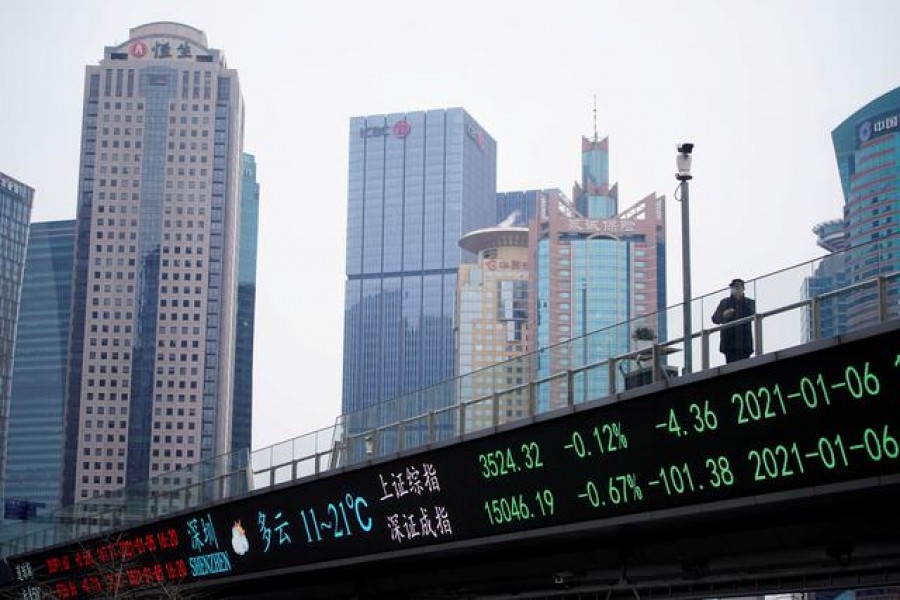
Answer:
(1, 0, 899, 450)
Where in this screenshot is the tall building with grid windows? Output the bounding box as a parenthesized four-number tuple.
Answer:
(62, 22, 244, 504)
(342, 109, 497, 421)
(0, 172, 34, 504)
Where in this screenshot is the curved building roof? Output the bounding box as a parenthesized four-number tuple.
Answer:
(832, 86, 900, 198)
(459, 227, 528, 254)
(129, 22, 208, 47)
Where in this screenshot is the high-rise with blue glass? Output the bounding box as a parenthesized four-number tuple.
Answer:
(63, 23, 244, 503)
(0, 172, 34, 505)
(496, 190, 560, 226)
(5, 220, 74, 516)
(802, 219, 849, 341)
(231, 153, 259, 454)
(342, 109, 497, 417)
(527, 135, 666, 410)
(830, 86, 900, 330)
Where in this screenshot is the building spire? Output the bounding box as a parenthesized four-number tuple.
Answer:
(592, 94, 598, 143)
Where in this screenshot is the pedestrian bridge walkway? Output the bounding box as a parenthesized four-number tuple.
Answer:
(1, 236, 898, 560)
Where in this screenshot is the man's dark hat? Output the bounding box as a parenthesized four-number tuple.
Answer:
(729, 278, 745, 287)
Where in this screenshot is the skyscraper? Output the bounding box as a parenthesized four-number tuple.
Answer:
(5, 220, 74, 516)
(63, 22, 245, 504)
(231, 153, 259, 454)
(0, 172, 34, 504)
(830, 86, 900, 330)
(802, 219, 849, 341)
(528, 136, 666, 410)
(496, 190, 557, 226)
(342, 109, 497, 418)
(456, 226, 530, 431)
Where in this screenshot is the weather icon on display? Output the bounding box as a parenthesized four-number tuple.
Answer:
(231, 520, 250, 556)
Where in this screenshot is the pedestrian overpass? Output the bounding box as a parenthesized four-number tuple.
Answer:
(1, 245, 899, 599)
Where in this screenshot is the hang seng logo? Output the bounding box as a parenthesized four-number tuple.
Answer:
(129, 41, 148, 58)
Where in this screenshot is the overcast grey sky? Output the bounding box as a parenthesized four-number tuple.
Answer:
(1, 0, 899, 449)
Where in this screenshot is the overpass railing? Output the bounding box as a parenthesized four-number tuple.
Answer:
(252, 236, 899, 486)
(1, 235, 897, 557)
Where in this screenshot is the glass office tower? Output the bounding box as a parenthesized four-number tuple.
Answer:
(63, 22, 244, 504)
(496, 190, 558, 226)
(5, 220, 74, 517)
(529, 135, 666, 411)
(342, 108, 497, 419)
(802, 219, 849, 341)
(0, 172, 34, 505)
(831, 86, 900, 330)
(231, 153, 259, 454)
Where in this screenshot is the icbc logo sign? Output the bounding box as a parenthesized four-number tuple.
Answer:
(466, 123, 485, 151)
(129, 41, 148, 58)
(392, 120, 411, 139)
(360, 120, 411, 140)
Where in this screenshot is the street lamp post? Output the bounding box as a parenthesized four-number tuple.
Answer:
(676, 143, 694, 374)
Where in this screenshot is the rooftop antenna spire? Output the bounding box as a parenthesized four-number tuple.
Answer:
(592, 94, 598, 143)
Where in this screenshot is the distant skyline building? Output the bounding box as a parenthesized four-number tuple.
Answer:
(63, 22, 245, 503)
(528, 136, 666, 410)
(342, 108, 497, 420)
(802, 219, 849, 341)
(456, 226, 530, 431)
(496, 190, 559, 227)
(808, 86, 900, 338)
(0, 172, 34, 504)
(231, 152, 259, 454)
(5, 220, 74, 517)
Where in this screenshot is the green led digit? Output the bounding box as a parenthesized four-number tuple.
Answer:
(846, 362, 881, 399)
(535, 490, 555, 516)
(818, 434, 849, 470)
(658, 463, 695, 496)
(815, 374, 832, 406)
(518, 494, 531, 519)
(521, 442, 544, 469)
(509, 497, 521, 520)
(749, 443, 806, 481)
(705, 456, 734, 487)
(497, 498, 508, 523)
(583, 480, 601, 508)
(800, 375, 831, 409)
(666, 409, 683, 436)
(789, 442, 805, 475)
(689, 400, 718, 432)
(771, 384, 788, 415)
(505, 448, 518, 472)
(569, 431, 586, 458)
(863, 425, 899, 461)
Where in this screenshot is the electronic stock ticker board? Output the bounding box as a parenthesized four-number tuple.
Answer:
(8, 326, 900, 598)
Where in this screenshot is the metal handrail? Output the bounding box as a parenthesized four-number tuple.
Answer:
(319, 268, 898, 474)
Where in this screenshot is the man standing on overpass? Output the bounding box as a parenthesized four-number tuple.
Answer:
(712, 278, 756, 363)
